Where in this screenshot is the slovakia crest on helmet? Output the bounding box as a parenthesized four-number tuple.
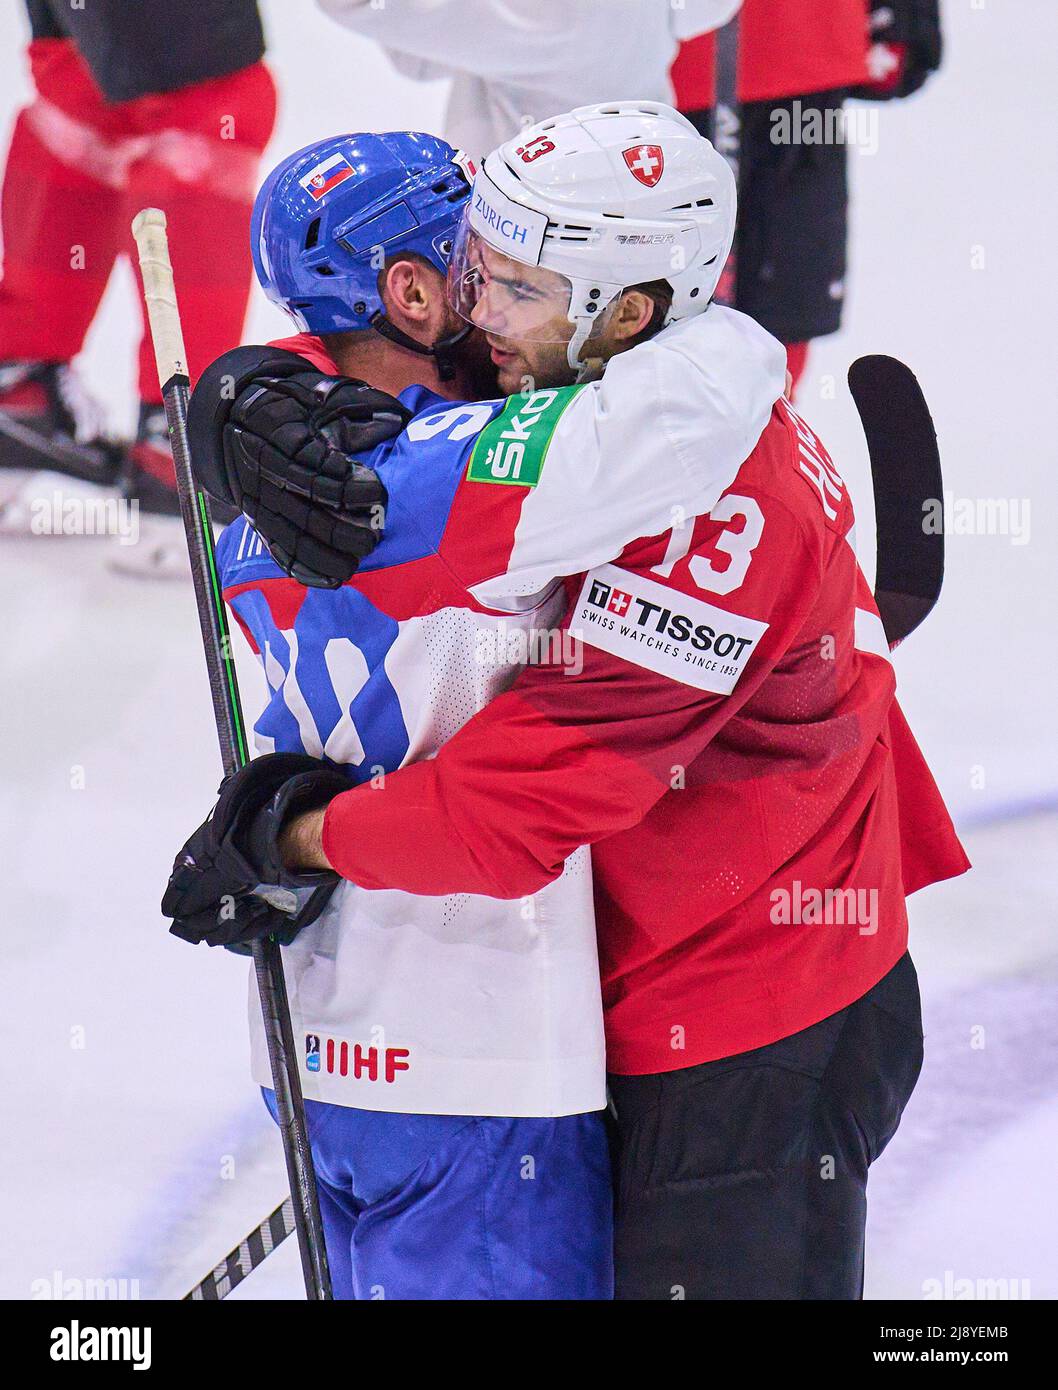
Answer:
(623, 144, 664, 188)
(299, 153, 355, 201)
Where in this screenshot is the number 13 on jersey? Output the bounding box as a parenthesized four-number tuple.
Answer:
(651, 493, 765, 596)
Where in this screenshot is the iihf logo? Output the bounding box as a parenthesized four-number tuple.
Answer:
(588, 578, 632, 617)
(302, 1031, 412, 1082)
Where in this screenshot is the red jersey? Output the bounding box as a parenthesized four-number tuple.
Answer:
(323, 398, 968, 1074)
(671, 0, 871, 107)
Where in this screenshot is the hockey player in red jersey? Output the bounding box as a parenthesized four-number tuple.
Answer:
(671, 0, 942, 395)
(0, 0, 275, 539)
(164, 109, 792, 1298)
(195, 109, 968, 1298)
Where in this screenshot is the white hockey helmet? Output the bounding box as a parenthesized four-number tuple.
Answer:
(447, 100, 736, 374)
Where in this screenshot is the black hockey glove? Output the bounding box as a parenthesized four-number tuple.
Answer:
(188, 346, 408, 588)
(162, 753, 349, 949)
(852, 0, 942, 101)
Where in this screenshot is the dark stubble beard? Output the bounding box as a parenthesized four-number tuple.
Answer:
(449, 327, 502, 401)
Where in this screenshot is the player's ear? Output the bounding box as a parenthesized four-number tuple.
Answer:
(382, 257, 436, 329)
(608, 289, 657, 343)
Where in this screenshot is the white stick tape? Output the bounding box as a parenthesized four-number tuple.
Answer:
(131, 207, 189, 385)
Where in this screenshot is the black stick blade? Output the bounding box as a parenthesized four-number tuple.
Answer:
(848, 354, 944, 646)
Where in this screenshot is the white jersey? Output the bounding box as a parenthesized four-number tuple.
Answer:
(317, 0, 742, 157)
(217, 305, 785, 1117)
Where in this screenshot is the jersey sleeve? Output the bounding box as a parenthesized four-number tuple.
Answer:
(318, 0, 569, 79)
(319, 1, 741, 76)
(437, 306, 787, 608)
(321, 487, 824, 898)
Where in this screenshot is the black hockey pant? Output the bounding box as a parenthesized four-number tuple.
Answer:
(607, 953, 924, 1300)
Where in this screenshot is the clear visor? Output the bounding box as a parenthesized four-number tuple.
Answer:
(446, 220, 576, 343)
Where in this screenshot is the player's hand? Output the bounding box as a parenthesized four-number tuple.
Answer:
(227, 372, 400, 588)
(852, 0, 941, 101)
(162, 753, 349, 948)
(188, 347, 408, 588)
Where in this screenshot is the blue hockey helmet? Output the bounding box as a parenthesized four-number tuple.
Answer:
(251, 131, 475, 373)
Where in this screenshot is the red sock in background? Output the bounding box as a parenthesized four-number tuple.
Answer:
(785, 341, 809, 398)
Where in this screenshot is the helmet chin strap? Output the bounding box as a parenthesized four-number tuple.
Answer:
(567, 318, 596, 382)
(369, 312, 474, 382)
(567, 296, 618, 383)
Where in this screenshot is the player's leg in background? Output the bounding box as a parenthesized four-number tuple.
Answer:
(608, 953, 924, 1300)
(735, 92, 850, 399)
(673, 86, 846, 402)
(0, 27, 126, 482)
(784, 341, 810, 396)
(122, 60, 277, 515)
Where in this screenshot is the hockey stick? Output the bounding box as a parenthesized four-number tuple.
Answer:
(712, 11, 741, 307)
(131, 209, 332, 1302)
(185, 1197, 294, 1301)
(848, 354, 944, 647)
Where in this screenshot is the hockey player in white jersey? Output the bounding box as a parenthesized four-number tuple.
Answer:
(317, 0, 742, 156)
(163, 106, 786, 1298)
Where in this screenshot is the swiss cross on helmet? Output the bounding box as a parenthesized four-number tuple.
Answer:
(448, 101, 736, 377)
(251, 132, 476, 377)
(623, 144, 665, 187)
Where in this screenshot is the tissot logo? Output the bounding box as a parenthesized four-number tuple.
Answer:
(586, 578, 754, 660)
(574, 564, 769, 695)
(588, 579, 631, 616)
